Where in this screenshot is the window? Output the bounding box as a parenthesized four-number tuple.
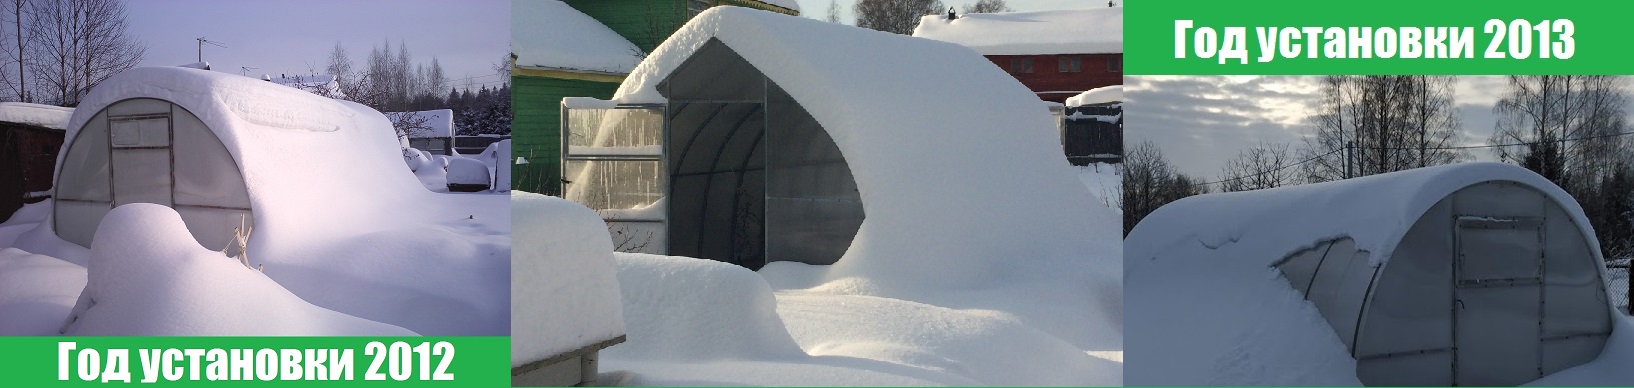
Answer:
(1009, 58, 1033, 74)
(1109, 56, 1123, 72)
(1058, 56, 1082, 73)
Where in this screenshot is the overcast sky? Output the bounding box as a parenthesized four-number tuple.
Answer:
(1126, 76, 1524, 183)
(793, 0, 1109, 24)
(125, 0, 510, 89)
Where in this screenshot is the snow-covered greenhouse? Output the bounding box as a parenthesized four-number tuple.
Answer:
(1125, 163, 1619, 386)
(52, 66, 418, 252)
(558, 6, 1083, 272)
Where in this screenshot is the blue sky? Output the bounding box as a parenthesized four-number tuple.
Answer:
(126, 0, 510, 89)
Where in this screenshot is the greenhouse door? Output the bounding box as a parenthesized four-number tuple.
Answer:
(1453, 216, 1543, 386)
(109, 116, 173, 208)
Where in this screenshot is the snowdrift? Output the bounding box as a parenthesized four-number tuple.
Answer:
(510, 192, 625, 366)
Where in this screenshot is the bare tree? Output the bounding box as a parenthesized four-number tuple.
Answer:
(23, 0, 144, 107)
(962, 0, 1012, 13)
(1491, 75, 1630, 189)
(1219, 141, 1294, 192)
(0, 0, 23, 101)
(1122, 141, 1208, 235)
(854, 0, 944, 35)
(1300, 75, 1465, 182)
(826, 0, 842, 23)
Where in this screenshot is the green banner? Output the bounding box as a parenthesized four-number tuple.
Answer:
(0, 337, 508, 386)
(1126, 0, 1630, 75)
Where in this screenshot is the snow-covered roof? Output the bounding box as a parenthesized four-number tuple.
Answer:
(911, 8, 1123, 56)
(1066, 85, 1123, 107)
(1125, 162, 1596, 268)
(62, 66, 429, 262)
(755, 0, 800, 12)
(612, 7, 1109, 290)
(0, 102, 72, 130)
(390, 109, 455, 138)
(511, 0, 641, 74)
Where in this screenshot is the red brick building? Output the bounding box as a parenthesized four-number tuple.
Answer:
(913, 7, 1123, 103)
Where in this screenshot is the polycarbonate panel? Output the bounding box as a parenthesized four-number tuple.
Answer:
(762, 82, 861, 265)
(607, 221, 666, 254)
(1450, 180, 1545, 218)
(1356, 201, 1455, 359)
(565, 108, 663, 153)
(1455, 285, 1542, 386)
(1357, 351, 1453, 386)
(1541, 202, 1613, 339)
(1541, 335, 1609, 376)
(1275, 241, 1332, 296)
(173, 206, 252, 252)
(1306, 238, 1359, 315)
(106, 98, 170, 116)
(53, 200, 110, 247)
(55, 113, 111, 201)
(668, 103, 761, 175)
(171, 108, 250, 208)
(563, 160, 663, 212)
(659, 39, 764, 101)
(110, 149, 172, 207)
(109, 118, 169, 148)
(1324, 250, 1377, 350)
(1458, 222, 1541, 281)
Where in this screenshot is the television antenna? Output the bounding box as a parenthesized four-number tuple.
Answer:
(196, 37, 226, 62)
(240, 66, 258, 76)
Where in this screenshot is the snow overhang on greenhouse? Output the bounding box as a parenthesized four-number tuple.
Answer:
(1125, 162, 1619, 386)
(52, 66, 426, 254)
(558, 6, 1094, 288)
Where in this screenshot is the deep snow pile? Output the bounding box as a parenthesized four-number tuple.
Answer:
(511, 192, 625, 367)
(1123, 163, 1624, 385)
(36, 66, 511, 336)
(1078, 163, 1122, 212)
(577, 8, 1122, 384)
(612, 7, 1116, 308)
(0, 247, 84, 335)
(61, 204, 414, 336)
(0, 102, 72, 129)
(911, 8, 1123, 56)
(511, 0, 641, 74)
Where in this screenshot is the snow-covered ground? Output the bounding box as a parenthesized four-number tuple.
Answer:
(0, 67, 510, 337)
(1078, 163, 1121, 212)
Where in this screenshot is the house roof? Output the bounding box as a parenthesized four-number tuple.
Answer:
(511, 0, 642, 75)
(0, 102, 72, 130)
(912, 8, 1123, 56)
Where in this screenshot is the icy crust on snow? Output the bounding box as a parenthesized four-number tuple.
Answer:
(0, 247, 84, 335)
(0, 102, 72, 129)
(58, 67, 509, 336)
(511, 192, 625, 367)
(511, 0, 641, 74)
(613, 6, 1107, 293)
(62, 204, 414, 336)
(1066, 85, 1123, 107)
(1125, 162, 1596, 268)
(911, 8, 1123, 56)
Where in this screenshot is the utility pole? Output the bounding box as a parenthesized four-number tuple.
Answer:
(1345, 141, 1354, 179)
(196, 37, 226, 62)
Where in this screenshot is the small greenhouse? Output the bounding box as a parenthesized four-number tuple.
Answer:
(557, 6, 1084, 275)
(1125, 162, 1618, 386)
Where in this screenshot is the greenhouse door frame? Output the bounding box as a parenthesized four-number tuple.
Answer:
(559, 102, 669, 254)
(1452, 215, 1546, 386)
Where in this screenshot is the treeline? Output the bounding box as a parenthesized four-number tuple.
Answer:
(1125, 75, 1634, 258)
(312, 40, 510, 137)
